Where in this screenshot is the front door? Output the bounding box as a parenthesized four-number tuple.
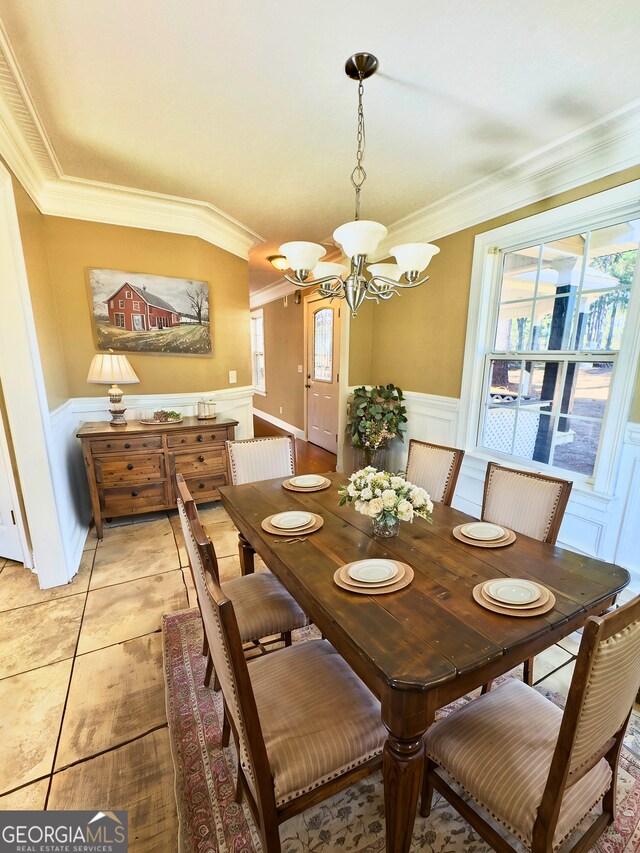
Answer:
(306, 298, 340, 454)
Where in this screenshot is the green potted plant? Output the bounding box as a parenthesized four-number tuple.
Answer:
(347, 384, 408, 468)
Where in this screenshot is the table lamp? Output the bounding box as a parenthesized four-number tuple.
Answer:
(87, 350, 140, 425)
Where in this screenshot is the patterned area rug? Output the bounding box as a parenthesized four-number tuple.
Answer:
(163, 608, 640, 853)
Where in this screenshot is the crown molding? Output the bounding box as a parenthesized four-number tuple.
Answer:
(0, 22, 263, 260)
(376, 98, 640, 258)
(249, 277, 298, 309)
(38, 176, 263, 259)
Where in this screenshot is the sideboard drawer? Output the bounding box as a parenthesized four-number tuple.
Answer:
(101, 482, 166, 515)
(170, 448, 227, 475)
(90, 435, 162, 454)
(95, 453, 165, 484)
(166, 427, 229, 448)
(183, 473, 228, 502)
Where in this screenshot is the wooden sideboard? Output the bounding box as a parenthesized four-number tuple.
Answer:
(77, 415, 238, 538)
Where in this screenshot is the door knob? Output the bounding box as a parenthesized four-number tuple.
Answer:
(305, 383, 311, 389)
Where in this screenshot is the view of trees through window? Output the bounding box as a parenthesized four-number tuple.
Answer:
(481, 219, 640, 476)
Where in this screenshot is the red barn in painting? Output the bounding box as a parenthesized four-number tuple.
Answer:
(105, 283, 180, 332)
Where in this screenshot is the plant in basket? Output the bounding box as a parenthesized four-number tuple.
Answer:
(347, 384, 408, 468)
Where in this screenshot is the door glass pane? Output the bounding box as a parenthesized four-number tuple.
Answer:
(313, 308, 333, 381)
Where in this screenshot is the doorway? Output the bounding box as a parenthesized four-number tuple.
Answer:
(0, 404, 24, 561)
(305, 297, 341, 454)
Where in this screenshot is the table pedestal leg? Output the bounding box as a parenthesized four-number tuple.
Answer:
(382, 689, 435, 853)
(238, 533, 255, 576)
(383, 732, 424, 852)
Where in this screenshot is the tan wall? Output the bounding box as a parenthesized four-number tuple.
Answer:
(41, 217, 251, 398)
(254, 297, 305, 429)
(11, 175, 69, 410)
(365, 165, 640, 413)
(348, 299, 374, 386)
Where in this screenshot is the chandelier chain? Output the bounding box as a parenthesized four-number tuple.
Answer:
(350, 73, 367, 221)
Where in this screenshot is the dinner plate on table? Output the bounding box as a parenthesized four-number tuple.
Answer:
(289, 474, 327, 488)
(270, 511, 314, 530)
(460, 522, 505, 541)
(347, 559, 398, 584)
(484, 578, 541, 605)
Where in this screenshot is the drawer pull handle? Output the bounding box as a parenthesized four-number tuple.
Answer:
(125, 442, 131, 449)
(131, 490, 138, 497)
(127, 464, 134, 470)
(198, 455, 205, 462)
(197, 434, 203, 442)
(106, 443, 112, 448)
(199, 483, 205, 489)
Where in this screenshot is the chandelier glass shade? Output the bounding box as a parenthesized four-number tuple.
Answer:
(279, 52, 439, 317)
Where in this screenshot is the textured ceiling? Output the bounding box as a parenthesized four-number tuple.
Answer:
(2, 0, 640, 291)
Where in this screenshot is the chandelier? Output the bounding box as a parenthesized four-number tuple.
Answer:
(279, 52, 439, 318)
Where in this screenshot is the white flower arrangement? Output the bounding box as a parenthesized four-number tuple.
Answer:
(338, 467, 433, 524)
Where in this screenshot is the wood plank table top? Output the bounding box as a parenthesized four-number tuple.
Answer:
(219, 472, 629, 853)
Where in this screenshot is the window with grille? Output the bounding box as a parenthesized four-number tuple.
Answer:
(250, 309, 266, 393)
(480, 218, 640, 478)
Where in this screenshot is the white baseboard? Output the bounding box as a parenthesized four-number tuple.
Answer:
(252, 407, 305, 440)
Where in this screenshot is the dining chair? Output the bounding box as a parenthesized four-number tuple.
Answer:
(175, 473, 309, 689)
(226, 435, 296, 485)
(182, 489, 386, 853)
(421, 595, 640, 853)
(405, 439, 465, 506)
(481, 462, 573, 686)
(226, 434, 297, 574)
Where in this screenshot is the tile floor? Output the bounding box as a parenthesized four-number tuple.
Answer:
(0, 495, 638, 848)
(0, 502, 250, 851)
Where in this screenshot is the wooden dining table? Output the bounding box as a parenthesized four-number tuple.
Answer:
(219, 472, 630, 853)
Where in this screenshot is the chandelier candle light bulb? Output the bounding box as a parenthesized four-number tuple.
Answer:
(279, 52, 439, 317)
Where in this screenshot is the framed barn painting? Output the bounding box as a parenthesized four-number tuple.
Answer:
(87, 268, 212, 356)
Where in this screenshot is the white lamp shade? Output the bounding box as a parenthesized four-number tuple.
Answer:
(333, 220, 388, 258)
(279, 241, 326, 272)
(367, 263, 402, 282)
(312, 262, 348, 280)
(390, 242, 440, 274)
(87, 353, 140, 385)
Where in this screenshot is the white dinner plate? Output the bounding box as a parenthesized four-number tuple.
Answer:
(348, 559, 398, 584)
(270, 511, 314, 530)
(460, 522, 506, 541)
(289, 475, 326, 488)
(484, 579, 541, 605)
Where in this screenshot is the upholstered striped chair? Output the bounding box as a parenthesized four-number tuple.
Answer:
(175, 474, 308, 689)
(227, 435, 296, 485)
(482, 462, 573, 686)
(182, 489, 386, 853)
(422, 595, 640, 853)
(405, 439, 465, 506)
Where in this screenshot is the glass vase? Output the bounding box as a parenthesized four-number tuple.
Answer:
(371, 514, 400, 538)
(353, 445, 387, 472)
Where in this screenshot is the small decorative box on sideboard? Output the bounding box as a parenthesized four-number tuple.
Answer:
(77, 415, 238, 538)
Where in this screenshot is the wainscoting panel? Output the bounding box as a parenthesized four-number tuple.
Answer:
(49, 386, 255, 584)
(356, 387, 639, 589)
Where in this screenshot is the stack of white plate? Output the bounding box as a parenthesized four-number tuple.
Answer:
(285, 474, 331, 490)
(481, 578, 549, 609)
(459, 522, 508, 543)
(343, 559, 404, 589)
(269, 511, 316, 534)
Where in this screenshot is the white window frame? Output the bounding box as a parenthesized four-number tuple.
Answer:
(250, 308, 266, 395)
(458, 179, 640, 498)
